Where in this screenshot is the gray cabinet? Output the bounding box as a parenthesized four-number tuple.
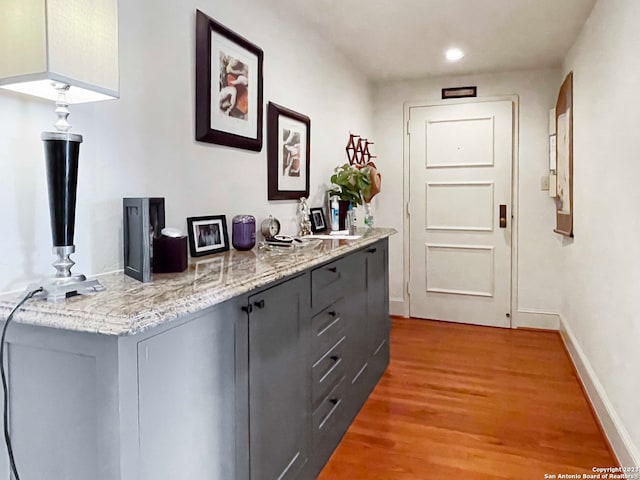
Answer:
(302, 238, 390, 478)
(248, 274, 310, 480)
(0, 238, 389, 480)
(136, 298, 249, 480)
(365, 241, 390, 380)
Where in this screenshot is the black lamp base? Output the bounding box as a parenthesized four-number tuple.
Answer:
(41, 132, 105, 302)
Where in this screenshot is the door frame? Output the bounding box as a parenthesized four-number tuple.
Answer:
(402, 95, 520, 328)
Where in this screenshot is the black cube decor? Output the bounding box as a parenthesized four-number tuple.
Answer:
(123, 197, 165, 282)
(153, 235, 187, 273)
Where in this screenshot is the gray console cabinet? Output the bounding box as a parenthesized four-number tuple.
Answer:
(248, 274, 311, 480)
(0, 238, 390, 480)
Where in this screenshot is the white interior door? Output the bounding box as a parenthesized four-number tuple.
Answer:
(408, 100, 513, 328)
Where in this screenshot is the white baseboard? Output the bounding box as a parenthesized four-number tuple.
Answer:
(559, 315, 640, 467)
(514, 309, 560, 330)
(390, 298, 408, 317)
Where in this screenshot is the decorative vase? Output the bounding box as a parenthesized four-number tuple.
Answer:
(364, 202, 374, 229)
(338, 200, 350, 230)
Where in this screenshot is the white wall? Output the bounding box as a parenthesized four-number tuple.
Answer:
(372, 68, 563, 325)
(561, 0, 640, 463)
(0, 0, 372, 292)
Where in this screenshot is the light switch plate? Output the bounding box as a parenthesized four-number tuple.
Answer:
(540, 174, 550, 191)
(549, 173, 557, 197)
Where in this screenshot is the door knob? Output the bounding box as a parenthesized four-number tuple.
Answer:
(499, 204, 507, 228)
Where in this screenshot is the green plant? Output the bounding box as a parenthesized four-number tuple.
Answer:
(329, 163, 372, 206)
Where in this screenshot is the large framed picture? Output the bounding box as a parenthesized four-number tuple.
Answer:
(554, 72, 573, 237)
(195, 10, 263, 151)
(267, 102, 311, 200)
(187, 215, 230, 257)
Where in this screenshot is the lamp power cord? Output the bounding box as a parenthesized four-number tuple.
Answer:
(0, 287, 43, 480)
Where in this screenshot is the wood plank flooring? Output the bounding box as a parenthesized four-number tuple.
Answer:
(319, 318, 615, 479)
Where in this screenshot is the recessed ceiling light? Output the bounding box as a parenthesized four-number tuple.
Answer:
(445, 48, 464, 62)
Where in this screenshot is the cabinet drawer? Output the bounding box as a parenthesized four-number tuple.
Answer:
(312, 377, 345, 440)
(311, 259, 345, 314)
(312, 336, 346, 406)
(311, 300, 345, 363)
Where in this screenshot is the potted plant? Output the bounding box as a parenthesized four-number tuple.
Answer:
(329, 163, 372, 229)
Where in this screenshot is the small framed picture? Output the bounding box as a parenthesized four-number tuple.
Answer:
(267, 102, 311, 200)
(187, 215, 230, 257)
(309, 207, 327, 233)
(195, 10, 264, 151)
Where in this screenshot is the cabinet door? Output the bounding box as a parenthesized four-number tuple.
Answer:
(340, 251, 368, 386)
(366, 240, 389, 354)
(249, 274, 310, 480)
(137, 298, 248, 480)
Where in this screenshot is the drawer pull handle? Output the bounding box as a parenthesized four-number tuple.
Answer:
(367, 247, 377, 254)
(329, 398, 339, 405)
(328, 311, 338, 317)
(330, 355, 339, 362)
(253, 300, 265, 309)
(241, 305, 253, 314)
(327, 266, 337, 273)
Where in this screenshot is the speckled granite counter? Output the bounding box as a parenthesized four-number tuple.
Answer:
(0, 228, 396, 336)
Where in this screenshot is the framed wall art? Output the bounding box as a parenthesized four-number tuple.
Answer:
(267, 102, 311, 200)
(187, 215, 230, 257)
(195, 10, 264, 151)
(554, 72, 573, 237)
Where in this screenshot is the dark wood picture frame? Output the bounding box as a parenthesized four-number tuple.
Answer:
(442, 86, 477, 99)
(195, 10, 264, 151)
(267, 102, 311, 200)
(554, 72, 574, 237)
(309, 207, 326, 233)
(186, 215, 230, 257)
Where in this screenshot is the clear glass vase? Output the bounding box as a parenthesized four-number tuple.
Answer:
(364, 202, 374, 229)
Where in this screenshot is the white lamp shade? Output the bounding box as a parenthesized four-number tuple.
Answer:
(0, 0, 119, 103)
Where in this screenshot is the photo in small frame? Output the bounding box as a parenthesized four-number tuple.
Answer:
(309, 207, 327, 233)
(187, 215, 230, 257)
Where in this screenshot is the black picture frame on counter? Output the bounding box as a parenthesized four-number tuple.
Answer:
(309, 207, 327, 233)
(195, 10, 264, 151)
(267, 102, 311, 200)
(123, 197, 165, 283)
(187, 215, 230, 257)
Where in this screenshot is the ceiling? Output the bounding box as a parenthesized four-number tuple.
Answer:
(264, 0, 597, 81)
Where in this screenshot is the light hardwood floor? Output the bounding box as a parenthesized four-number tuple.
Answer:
(319, 318, 615, 479)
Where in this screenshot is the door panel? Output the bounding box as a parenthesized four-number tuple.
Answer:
(426, 116, 495, 168)
(425, 244, 494, 297)
(409, 100, 513, 328)
(425, 181, 494, 231)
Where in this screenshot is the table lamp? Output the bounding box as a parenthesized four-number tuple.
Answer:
(0, 0, 119, 302)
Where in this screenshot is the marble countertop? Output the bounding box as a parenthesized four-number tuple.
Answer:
(0, 228, 396, 336)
